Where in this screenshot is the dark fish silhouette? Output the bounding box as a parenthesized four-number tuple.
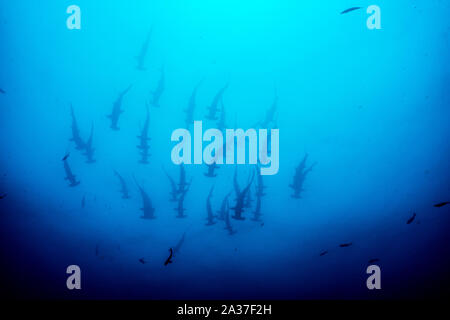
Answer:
(149, 67, 165, 107)
(63, 158, 80, 187)
(137, 104, 151, 164)
(339, 243, 352, 248)
(136, 27, 153, 71)
(0, 88, 5, 94)
(368, 258, 380, 264)
(205, 186, 217, 226)
(81, 195, 86, 208)
(69, 105, 86, 150)
(134, 176, 155, 219)
(407, 213, 416, 224)
(139, 258, 147, 264)
(0, 193, 7, 200)
(341, 7, 362, 14)
(62, 152, 70, 161)
(184, 80, 203, 129)
(114, 170, 131, 199)
(108, 85, 132, 130)
(319, 251, 328, 256)
(164, 248, 173, 266)
(205, 83, 229, 120)
(83, 124, 96, 163)
(434, 202, 450, 208)
(290, 154, 317, 199)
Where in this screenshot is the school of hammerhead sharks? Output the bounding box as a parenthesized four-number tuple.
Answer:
(56, 26, 322, 265)
(0, 19, 430, 266)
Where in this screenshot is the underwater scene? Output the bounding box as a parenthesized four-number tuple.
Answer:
(0, 0, 449, 300)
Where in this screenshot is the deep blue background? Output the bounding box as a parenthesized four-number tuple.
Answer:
(0, 1, 449, 299)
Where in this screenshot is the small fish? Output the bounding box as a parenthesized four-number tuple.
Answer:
(81, 195, 86, 208)
(339, 243, 352, 248)
(62, 153, 70, 161)
(164, 248, 173, 266)
(0, 193, 7, 200)
(407, 213, 416, 224)
(341, 7, 362, 14)
(0, 88, 5, 94)
(320, 251, 328, 256)
(434, 202, 450, 208)
(368, 258, 380, 264)
(139, 258, 147, 264)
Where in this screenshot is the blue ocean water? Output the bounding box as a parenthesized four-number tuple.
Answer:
(0, 0, 449, 299)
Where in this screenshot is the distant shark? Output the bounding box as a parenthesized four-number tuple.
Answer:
(184, 80, 203, 129)
(108, 85, 132, 130)
(231, 171, 255, 220)
(114, 170, 130, 199)
(137, 104, 151, 164)
(256, 87, 278, 128)
(205, 83, 229, 121)
(149, 67, 165, 107)
(290, 154, 316, 199)
(224, 202, 236, 235)
(216, 98, 227, 131)
(83, 124, 96, 163)
(69, 105, 86, 150)
(175, 179, 191, 219)
(163, 167, 179, 202)
(175, 188, 188, 218)
(177, 164, 190, 194)
(252, 167, 264, 222)
(134, 177, 155, 219)
(136, 27, 153, 71)
(217, 191, 232, 220)
(63, 157, 80, 187)
(255, 165, 266, 197)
